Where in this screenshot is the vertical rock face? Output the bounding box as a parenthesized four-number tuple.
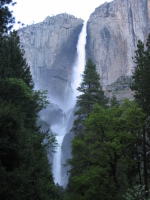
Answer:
(86, 0, 150, 86)
(18, 14, 83, 105)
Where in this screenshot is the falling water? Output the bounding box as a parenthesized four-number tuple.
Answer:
(52, 130, 65, 185)
(69, 21, 87, 109)
(52, 21, 87, 187)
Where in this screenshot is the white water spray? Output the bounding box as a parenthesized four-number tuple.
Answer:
(52, 21, 87, 187)
(52, 134, 65, 185)
(68, 21, 87, 109)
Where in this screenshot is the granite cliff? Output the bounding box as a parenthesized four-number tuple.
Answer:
(18, 0, 150, 103)
(86, 0, 150, 99)
(18, 14, 83, 106)
(18, 0, 150, 102)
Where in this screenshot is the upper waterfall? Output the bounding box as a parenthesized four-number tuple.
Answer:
(68, 21, 87, 110)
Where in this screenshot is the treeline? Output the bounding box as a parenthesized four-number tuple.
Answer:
(0, 1, 58, 200)
(64, 37, 150, 200)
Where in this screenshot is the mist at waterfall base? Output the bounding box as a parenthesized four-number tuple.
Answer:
(50, 21, 87, 187)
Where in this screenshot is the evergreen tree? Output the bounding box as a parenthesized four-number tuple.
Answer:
(131, 36, 150, 114)
(0, 0, 15, 34)
(65, 59, 109, 199)
(130, 34, 150, 199)
(73, 58, 108, 135)
(0, 15, 57, 200)
(0, 32, 33, 89)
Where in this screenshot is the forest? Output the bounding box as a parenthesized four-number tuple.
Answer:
(0, 1, 150, 200)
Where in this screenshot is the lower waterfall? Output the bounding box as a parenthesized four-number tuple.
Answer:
(52, 135, 65, 185)
(52, 20, 87, 187)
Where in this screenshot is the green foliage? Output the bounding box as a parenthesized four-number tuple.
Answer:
(124, 185, 145, 200)
(0, 83, 56, 199)
(130, 33, 150, 199)
(131, 35, 150, 115)
(0, 0, 15, 34)
(66, 99, 145, 199)
(66, 59, 145, 199)
(0, 17, 57, 200)
(0, 31, 33, 88)
(55, 184, 65, 200)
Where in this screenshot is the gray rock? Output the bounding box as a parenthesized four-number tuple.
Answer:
(86, 0, 150, 87)
(104, 76, 134, 102)
(18, 14, 83, 104)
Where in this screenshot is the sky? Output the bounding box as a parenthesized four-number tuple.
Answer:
(10, 0, 113, 30)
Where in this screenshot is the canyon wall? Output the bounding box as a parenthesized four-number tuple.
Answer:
(18, 14, 83, 105)
(86, 0, 150, 89)
(18, 0, 150, 102)
(18, 0, 150, 103)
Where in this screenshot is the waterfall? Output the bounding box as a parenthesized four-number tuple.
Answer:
(52, 20, 87, 187)
(52, 134, 65, 185)
(69, 21, 87, 109)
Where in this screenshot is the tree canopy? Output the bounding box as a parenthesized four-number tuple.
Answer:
(65, 99, 145, 200)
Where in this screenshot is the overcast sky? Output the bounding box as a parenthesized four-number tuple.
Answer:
(10, 0, 113, 29)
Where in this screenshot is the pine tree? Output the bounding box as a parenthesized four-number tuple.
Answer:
(131, 36, 150, 114)
(130, 34, 150, 199)
(0, 31, 33, 89)
(65, 59, 109, 199)
(73, 58, 108, 135)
